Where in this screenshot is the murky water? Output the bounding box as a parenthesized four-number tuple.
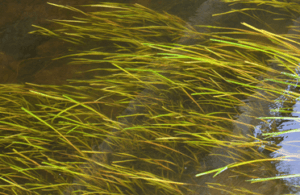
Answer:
(1, 0, 300, 194)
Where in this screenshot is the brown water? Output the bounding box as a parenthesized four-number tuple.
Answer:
(1, 0, 300, 194)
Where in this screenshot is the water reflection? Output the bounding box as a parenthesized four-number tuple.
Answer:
(269, 76, 300, 194)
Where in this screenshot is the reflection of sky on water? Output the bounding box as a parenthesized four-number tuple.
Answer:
(263, 66, 300, 193)
(272, 102, 300, 194)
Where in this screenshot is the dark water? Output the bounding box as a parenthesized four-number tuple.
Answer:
(1, 0, 300, 194)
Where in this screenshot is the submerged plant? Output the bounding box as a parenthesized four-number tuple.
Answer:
(1, 0, 300, 194)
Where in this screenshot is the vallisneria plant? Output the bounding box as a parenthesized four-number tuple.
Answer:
(1, 0, 300, 194)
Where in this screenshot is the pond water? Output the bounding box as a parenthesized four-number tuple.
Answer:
(1, 0, 300, 194)
(263, 64, 300, 194)
(270, 93, 300, 194)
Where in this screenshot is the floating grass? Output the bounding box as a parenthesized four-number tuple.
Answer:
(1, 0, 300, 194)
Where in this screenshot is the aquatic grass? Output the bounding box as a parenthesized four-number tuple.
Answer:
(222, 0, 300, 15)
(30, 2, 193, 45)
(195, 156, 289, 177)
(1, 0, 300, 194)
(0, 84, 199, 194)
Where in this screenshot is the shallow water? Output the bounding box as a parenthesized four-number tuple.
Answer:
(1, 0, 300, 194)
(90, 1, 300, 194)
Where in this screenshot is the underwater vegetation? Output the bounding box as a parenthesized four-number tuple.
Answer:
(1, 0, 300, 194)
